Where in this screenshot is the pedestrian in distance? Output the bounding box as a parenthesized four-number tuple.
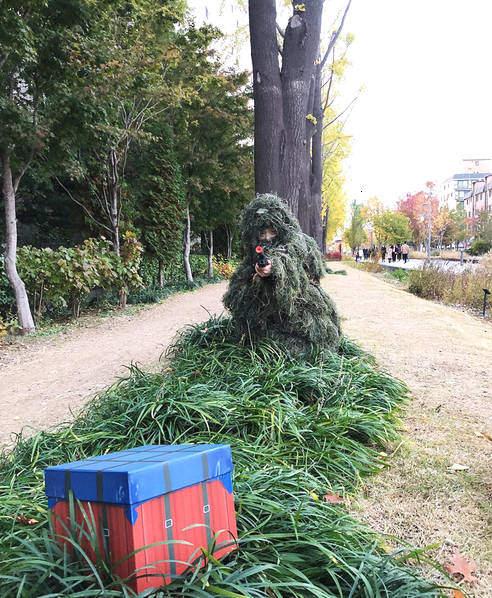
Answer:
(381, 245, 386, 262)
(396, 244, 402, 261)
(391, 245, 397, 262)
(401, 241, 410, 264)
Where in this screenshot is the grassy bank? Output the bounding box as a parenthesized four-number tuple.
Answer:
(355, 257, 492, 318)
(0, 318, 447, 596)
(408, 260, 491, 315)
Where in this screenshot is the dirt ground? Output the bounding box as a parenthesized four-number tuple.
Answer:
(0, 283, 227, 448)
(1, 267, 491, 593)
(323, 266, 492, 597)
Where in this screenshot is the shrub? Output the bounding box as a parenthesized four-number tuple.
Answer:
(408, 262, 492, 311)
(359, 261, 383, 273)
(469, 239, 492, 256)
(325, 251, 342, 261)
(0, 259, 15, 319)
(16, 236, 143, 318)
(212, 256, 239, 279)
(387, 268, 410, 283)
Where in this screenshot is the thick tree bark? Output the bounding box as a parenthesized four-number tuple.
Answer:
(183, 204, 193, 283)
(249, 1, 351, 243)
(1, 152, 36, 332)
(249, 0, 323, 227)
(279, 2, 323, 225)
(248, 0, 284, 196)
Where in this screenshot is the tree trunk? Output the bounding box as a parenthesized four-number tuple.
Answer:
(1, 153, 36, 333)
(225, 225, 233, 259)
(249, 0, 324, 229)
(309, 65, 324, 248)
(108, 148, 120, 256)
(183, 204, 193, 283)
(158, 259, 165, 288)
(207, 230, 214, 278)
(279, 2, 323, 222)
(249, 0, 284, 196)
(321, 206, 329, 255)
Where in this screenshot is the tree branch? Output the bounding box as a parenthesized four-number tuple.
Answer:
(13, 148, 36, 193)
(323, 95, 358, 130)
(55, 176, 113, 234)
(322, 50, 336, 113)
(321, 0, 352, 68)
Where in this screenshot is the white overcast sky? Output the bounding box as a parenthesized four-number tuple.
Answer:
(188, 1, 492, 206)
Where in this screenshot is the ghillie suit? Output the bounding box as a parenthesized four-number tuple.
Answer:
(223, 194, 341, 353)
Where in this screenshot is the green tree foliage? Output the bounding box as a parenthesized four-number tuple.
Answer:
(343, 202, 366, 251)
(322, 121, 350, 245)
(172, 26, 253, 280)
(1, 3, 254, 323)
(475, 210, 492, 243)
(131, 124, 185, 283)
(373, 211, 412, 246)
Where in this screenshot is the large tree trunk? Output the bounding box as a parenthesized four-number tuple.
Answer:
(249, 0, 323, 227)
(279, 2, 323, 224)
(1, 153, 36, 333)
(248, 0, 284, 196)
(183, 204, 193, 283)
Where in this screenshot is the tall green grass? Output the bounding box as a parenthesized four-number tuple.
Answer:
(0, 317, 446, 596)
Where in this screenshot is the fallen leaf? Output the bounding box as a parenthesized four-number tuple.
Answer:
(309, 490, 319, 502)
(452, 590, 465, 598)
(445, 551, 477, 583)
(480, 431, 492, 442)
(448, 463, 469, 472)
(323, 493, 344, 504)
(16, 515, 39, 526)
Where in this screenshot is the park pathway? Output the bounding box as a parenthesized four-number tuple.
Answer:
(0, 282, 228, 448)
(323, 265, 491, 595)
(1, 266, 491, 591)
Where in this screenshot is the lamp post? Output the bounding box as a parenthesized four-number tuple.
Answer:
(458, 242, 465, 266)
(483, 288, 491, 318)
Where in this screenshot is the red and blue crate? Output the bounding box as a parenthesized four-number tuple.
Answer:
(44, 443, 238, 592)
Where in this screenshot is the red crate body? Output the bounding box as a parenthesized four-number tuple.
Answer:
(45, 445, 237, 592)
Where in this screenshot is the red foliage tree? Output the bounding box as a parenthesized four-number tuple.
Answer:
(397, 189, 438, 247)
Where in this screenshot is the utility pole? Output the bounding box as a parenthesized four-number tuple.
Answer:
(425, 181, 435, 261)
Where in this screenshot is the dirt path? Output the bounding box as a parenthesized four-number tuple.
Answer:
(323, 266, 492, 596)
(0, 282, 227, 448)
(1, 267, 491, 592)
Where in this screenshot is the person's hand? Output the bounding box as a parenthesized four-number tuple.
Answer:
(255, 260, 272, 277)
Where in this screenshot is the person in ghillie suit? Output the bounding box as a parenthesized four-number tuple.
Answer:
(223, 194, 341, 353)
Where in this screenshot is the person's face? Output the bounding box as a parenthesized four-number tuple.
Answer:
(258, 227, 277, 243)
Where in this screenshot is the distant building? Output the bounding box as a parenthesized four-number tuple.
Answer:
(463, 175, 492, 223)
(439, 172, 491, 210)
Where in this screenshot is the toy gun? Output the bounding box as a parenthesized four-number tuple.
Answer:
(255, 245, 269, 268)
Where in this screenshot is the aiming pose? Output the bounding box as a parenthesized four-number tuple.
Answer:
(224, 194, 340, 353)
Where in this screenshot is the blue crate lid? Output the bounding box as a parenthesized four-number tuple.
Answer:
(44, 444, 233, 506)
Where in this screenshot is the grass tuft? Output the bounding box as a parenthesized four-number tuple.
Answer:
(0, 317, 447, 596)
